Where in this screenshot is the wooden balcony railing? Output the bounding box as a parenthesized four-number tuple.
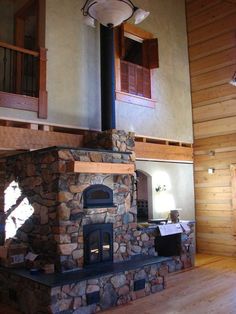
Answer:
(0, 41, 47, 118)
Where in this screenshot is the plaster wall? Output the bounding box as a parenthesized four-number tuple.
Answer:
(0, 0, 193, 142)
(136, 160, 195, 221)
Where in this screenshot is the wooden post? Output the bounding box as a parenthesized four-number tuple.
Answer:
(15, 17, 25, 94)
(0, 161, 6, 245)
(38, 47, 48, 118)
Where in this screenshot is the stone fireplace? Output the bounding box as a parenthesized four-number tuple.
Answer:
(0, 130, 195, 314)
(2, 130, 141, 272)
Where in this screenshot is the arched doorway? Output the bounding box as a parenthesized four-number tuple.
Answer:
(136, 170, 152, 222)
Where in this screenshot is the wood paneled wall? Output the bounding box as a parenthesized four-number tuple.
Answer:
(186, 0, 236, 256)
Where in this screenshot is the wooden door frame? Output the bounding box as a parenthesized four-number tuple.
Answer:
(14, 0, 45, 49)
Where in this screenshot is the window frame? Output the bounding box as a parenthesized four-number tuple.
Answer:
(114, 23, 158, 108)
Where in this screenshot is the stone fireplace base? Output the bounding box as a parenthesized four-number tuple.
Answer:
(0, 222, 195, 314)
(0, 255, 178, 314)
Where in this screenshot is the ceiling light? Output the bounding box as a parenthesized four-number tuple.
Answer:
(81, 0, 150, 28)
(134, 8, 150, 24)
(229, 71, 236, 86)
(83, 15, 96, 27)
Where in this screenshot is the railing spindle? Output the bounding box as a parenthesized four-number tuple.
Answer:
(3, 48, 7, 92)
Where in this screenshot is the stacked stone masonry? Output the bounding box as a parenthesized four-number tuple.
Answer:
(0, 130, 195, 313)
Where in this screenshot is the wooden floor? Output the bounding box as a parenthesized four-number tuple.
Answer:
(0, 254, 236, 314)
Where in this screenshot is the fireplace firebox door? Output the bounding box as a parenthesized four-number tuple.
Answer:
(83, 184, 114, 208)
(83, 223, 113, 266)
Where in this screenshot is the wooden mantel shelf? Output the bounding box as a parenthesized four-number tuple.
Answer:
(67, 161, 135, 174)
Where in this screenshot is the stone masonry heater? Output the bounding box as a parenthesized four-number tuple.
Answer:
(0, 130, 195, 313)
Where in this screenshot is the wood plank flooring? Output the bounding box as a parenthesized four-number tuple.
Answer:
(0, 254, 235, 314)
(104, 254, 236, 314)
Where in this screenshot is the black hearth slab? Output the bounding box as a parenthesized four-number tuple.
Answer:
(0, 256, 171, 288)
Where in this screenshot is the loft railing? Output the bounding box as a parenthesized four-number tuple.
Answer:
(0, 41, 47, 118)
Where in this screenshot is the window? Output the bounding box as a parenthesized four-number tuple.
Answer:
(115, 23, 159, 108)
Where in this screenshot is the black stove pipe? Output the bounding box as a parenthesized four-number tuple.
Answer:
(100, 25, 116, 131)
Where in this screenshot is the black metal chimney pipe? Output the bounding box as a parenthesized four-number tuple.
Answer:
(100, 25, 116, 131)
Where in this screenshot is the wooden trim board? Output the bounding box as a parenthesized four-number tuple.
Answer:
(0, 126, 83, 150)
(67, 161, 135, 174)
(135, 142, 193, 162)
(0, 91, 38, 112)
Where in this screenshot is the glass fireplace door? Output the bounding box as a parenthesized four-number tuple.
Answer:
(84, 223, 113, 266)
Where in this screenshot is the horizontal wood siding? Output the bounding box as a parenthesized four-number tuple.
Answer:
(186, 0, 236, 256)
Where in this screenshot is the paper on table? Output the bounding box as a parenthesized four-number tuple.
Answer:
(180, 222, 190, 232)
(158, 223, 182, 236)
(25, 252, 38, 261)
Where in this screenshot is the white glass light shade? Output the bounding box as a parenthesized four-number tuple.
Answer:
(230, 79, 236, 87)
(83, 15, 95, 27)
(86, 0, 133, 27)
(229, 72, 236, 86)
(134, 8, 150, 24)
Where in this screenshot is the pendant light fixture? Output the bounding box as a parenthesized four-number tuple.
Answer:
(229, 71, 236, 87)
(81, 0, 150, 28)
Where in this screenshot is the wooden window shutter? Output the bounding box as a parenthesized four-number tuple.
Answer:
(128, 63, 137, 95)
(143, 68, 151, 98)
(120, 60, 129, 93)
(143, 38, 159, 69)
(136, 66, 143, 96)
(119, 24, 126, 59)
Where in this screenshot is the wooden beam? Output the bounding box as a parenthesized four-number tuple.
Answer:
(135, 142, 193, 162)
(0, 91, 38, 112)
(38, 47, 48, 118)
(116, 91, 156, 108)
(66, 161, 135, 174)
(123, 23, 154, 40)
(0, 42, 39, 57)
(0, 126, 83, 150)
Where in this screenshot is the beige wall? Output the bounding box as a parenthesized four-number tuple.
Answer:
(116, 0, 193, 142)
(0, 0, 193, 142)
